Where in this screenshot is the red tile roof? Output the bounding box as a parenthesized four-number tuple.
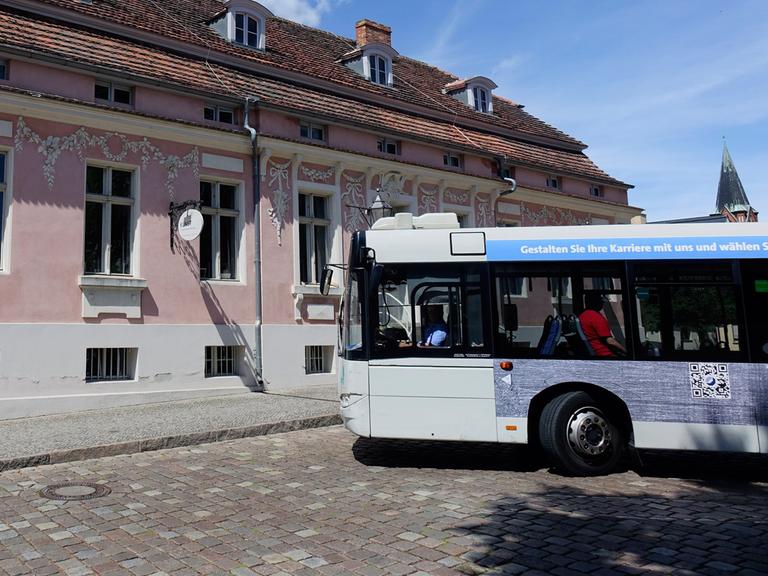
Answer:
(0, 3, 631, 187)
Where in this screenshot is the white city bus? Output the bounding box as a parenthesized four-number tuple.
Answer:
(326, 213, 768, 475)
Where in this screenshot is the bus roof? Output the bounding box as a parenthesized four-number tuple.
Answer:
(364, 219, 768, 264)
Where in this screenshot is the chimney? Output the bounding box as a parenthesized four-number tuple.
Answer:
(355, 19, 391, 46)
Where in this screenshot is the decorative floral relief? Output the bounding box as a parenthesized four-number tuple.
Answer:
(417, 185, 437, 214)
(267, 158, 291, 245)
(444, 188, 469, 205)
(380, 171, 406, 197)
(476, 197, 491, 227)
(13, 117, 198, 201)
(300, 164, 334, 183)
(341, 172, 367, 232)
(521, 204, 590, 227)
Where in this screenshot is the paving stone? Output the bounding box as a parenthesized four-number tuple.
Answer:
(0, 427, 764, 576)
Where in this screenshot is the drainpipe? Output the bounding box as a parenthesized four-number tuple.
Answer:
(244, 96, 264, 387)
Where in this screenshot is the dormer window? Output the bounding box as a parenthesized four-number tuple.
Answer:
(472, 87, 489, 113)
(368, 54, 389, 85)
(341, 19, 398, 87)
(444, 76, 497, 114)
(235, 13, 259, 47)
(211, 0, 272, 51)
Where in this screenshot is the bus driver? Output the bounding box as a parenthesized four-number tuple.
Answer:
(418, 305, 449, 347)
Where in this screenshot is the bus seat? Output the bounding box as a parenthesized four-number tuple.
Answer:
(536, 315, 554, 354)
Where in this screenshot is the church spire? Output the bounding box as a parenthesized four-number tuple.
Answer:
(716, 143, 757, 222)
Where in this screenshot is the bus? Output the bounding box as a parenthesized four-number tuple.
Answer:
(325, 213, 768, 475)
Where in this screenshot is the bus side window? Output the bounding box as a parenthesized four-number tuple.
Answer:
(632, 262, 744, 361)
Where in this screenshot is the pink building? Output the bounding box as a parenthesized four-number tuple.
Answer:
(0, 0, 643, 417)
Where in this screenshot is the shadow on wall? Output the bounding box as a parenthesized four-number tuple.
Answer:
(353, 437, 768, 574)
(178, 239, 260, 390)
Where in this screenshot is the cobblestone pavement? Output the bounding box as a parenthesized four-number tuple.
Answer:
(0, 426, 766, 576)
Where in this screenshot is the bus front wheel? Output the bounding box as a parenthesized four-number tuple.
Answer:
(539, 391, 624, 476)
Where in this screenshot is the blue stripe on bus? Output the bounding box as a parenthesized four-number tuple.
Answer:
(486, 236, 768, 262)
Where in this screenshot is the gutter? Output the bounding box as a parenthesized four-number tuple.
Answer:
(244, 96, 264, 387)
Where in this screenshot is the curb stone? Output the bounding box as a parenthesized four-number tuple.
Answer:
(0, 414, 342, 472)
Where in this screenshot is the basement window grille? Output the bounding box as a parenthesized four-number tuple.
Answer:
(86, 348, 134, 382)
(205, 345, 238, 377)
(305, 345, 332, 374)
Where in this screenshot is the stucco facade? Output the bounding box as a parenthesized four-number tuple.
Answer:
(0, 0, 643, 417)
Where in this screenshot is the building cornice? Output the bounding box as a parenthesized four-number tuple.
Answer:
(2, 0, 586, 153)
(0, 90, 250, 153)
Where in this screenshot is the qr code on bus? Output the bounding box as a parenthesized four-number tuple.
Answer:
(689, 363, 730, 399)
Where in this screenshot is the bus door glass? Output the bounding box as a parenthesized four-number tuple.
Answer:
(371, 264, 488, 357)
(343, 269, 365, 359)
(632, 262, 745, 361)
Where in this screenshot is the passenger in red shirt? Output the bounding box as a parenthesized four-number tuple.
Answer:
(579, 293, 627, 357)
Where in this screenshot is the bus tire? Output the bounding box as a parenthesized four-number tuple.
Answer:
(539, 391, 624, 476)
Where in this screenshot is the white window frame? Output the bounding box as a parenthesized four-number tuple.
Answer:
(471, 86, 490, 113)
(0, 60, 8, 81)
(293, 182, 342, 297)
(377, 138, 400, 155)
(199, 179, 243, 282)
(443, 152, 462, 169)
(227, 10, 266, 49)
(298, 192, 331, 285)
(363, 52, 393, 86)
(590, 185, 604, 198)
(299, 121, 326, 142)
(0, 148, 11, 273)
(204, 104, 235, 124)
(546, 175, 561, 190)
(83, 163, 137, 276)
(467, 81, 494, 113)
(94, 80, 133, 106)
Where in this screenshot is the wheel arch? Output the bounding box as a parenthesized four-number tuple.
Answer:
(527, 382, 635, 449)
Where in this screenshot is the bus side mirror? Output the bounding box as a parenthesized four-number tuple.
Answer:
(319, 267, 333, 296)
(503, 304, 518, 332)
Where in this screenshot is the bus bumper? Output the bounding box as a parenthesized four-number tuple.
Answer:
(340, 393, 370, 437)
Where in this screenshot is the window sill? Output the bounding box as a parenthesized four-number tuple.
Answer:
(201, 278, 244, 286)
(292, 284, 342, 297)
(79, 275, 148, 290)
(79, 275, 147, 319)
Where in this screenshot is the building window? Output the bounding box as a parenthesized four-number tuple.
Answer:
(84, 166, 134, 275)
(0, 152, 5, 268)
(546, 175, 560, 190)
(377, 138, 400, 155)
(590, 185, 604, 198)
(473, 86, 489, 113)
(443, 152, 462, 169)
(368, 54, 389, 85)
(235, 13, 259, 47)
(204, 104, 235, 124)
(94, 81, 132, 106)
(305, 345, 333, 374)
(200, 181, 239, 280)
(205, 345, 239, 377)
(300, 121, 326, 142)
(0, 60, 7, 80)
(86, 348, 136, 382)
(298, 193, 329, 284)
(497, 220, 521, 228)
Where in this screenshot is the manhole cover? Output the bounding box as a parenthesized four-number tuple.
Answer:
(39, 482, 111, 501)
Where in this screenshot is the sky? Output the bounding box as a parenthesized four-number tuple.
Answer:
(259, 0, 768, 222)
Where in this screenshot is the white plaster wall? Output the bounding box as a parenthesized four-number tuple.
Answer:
(0, 323, 258, 418)
(262, 323, 338, 389)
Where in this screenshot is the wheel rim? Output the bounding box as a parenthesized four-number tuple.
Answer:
(566, 406, 612, 459)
